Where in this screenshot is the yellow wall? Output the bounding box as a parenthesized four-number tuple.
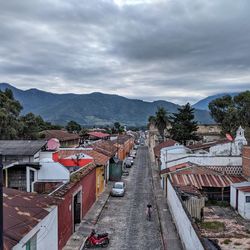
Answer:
(96, 166, 105, 197)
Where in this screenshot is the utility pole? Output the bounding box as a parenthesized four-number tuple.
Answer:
(0, 154, 3, 250)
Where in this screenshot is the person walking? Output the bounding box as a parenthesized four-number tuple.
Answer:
(146, 204, 152, 221)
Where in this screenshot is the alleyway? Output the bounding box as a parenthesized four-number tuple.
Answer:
(95, 146, 163, 250)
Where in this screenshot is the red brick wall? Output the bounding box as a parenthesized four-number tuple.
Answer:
(57, 168, 96, 250)
(242, 146, 250, 178)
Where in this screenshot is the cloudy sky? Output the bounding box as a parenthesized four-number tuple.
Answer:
(1, 0, 250, 104)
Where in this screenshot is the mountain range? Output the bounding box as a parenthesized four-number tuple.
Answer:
(0, 83, 215, 126)
(193, 92, 239, 110)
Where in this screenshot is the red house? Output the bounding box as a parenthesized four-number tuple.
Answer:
(51, 163, 96, 250)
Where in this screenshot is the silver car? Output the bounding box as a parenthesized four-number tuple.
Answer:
(110, 182, 126, 197)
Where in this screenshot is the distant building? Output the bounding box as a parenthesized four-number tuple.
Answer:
(41, 130, 80, 147)
(196, 124, 222, 142)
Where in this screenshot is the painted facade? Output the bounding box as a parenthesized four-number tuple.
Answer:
(53, 166, 96, 250)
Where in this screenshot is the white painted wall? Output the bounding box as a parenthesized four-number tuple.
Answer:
(242, 192, 250, 219)
(160, 145, 189, 170)
(166, 155, 242, 169)
(230, 182, 250, 219)
(37, 160, 70, 182)
(167, 180, 204, 250)
(13, 206, 58, 250)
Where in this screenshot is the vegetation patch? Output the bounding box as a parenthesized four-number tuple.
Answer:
(223, 239, 232, 245)
(200, 221, 225, 232)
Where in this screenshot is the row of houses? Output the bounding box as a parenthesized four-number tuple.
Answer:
(2, 132, 135, 250)
(149, 126, 250, 250)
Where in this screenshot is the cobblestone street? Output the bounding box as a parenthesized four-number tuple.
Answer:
(95, 146, 163, 250)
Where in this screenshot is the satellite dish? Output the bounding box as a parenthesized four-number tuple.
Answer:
(47, 138, 60, 150)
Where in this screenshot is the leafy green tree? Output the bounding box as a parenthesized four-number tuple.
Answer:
(234, 91, 250, 127)
(112, 122, 124, 134)
(0, 89, 23, 139)
(208, 94, 247, 135)
(154, 107, 169, 141)
(66, 120, 82, 133)
(170, 103, 198, 145)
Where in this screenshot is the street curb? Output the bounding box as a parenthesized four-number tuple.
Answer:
(94, 193, 111, 225)
(149, 156, 167, 250)
(79, 192, 111, 250)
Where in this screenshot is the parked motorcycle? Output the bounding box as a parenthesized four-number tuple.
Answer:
(84, 229, 109, 248)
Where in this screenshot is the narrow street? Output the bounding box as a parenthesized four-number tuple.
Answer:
(95, 146, 163, 250)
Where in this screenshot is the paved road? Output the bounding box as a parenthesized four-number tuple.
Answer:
(95, 146, 163, 250)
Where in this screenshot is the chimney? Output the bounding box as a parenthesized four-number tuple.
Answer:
(242, 145, 250, 179)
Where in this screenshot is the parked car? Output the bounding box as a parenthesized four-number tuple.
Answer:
(125, 157, 133, 168)
(110, 182, 126, 197)
(130, 150, 136, 158)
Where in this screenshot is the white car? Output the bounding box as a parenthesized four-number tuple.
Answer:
(110, 182, 126, 197)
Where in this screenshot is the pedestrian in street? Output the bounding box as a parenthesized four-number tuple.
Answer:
(146, 204, 152, 221)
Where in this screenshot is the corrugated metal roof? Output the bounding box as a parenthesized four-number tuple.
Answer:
(3, 188, 57, 250)
(237, 186, 250, 193)
(169, 166, 246, 189)
(0, 140, 47, 156)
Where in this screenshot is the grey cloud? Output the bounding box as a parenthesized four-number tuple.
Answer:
(0, 0, 250, 104)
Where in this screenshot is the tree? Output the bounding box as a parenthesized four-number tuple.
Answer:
(208, 92, 250, 135)
(112, 122, 124, 134)
(169, 103, 198, 145)
(0, 89, 23, 139)
(154, 107, 169, 141)
(66, 120, 81, 133)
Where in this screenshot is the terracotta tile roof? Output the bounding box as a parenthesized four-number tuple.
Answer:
(169, 165, 246, 189)
(88, 132, 110, 139)
(153, 139, 179, 158)
(92, 140, 117, 158)
(82, 150, 109, 166)
(186, 139, 229, 151)
(58, 149, 109, 166)
(51, 163, 95, 197)
(114, 134, 133, 145)
(41, 130, 80, 142)
(3, 188, 56, 250)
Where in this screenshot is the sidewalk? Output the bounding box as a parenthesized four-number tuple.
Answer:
(63, 183, 112, 250)
(148, 146, 183, 250)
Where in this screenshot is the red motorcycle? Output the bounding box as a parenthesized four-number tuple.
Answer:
(84, 229, 109, 248)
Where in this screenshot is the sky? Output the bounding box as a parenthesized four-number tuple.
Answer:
(1, 0, 250, 104)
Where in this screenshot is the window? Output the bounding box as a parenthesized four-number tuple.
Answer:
(246, 196, 250, 203)
(26, 234, 37, 250)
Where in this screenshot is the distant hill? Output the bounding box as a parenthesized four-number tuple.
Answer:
(0, 83, 214, 126)
(193, 93, 239, 111)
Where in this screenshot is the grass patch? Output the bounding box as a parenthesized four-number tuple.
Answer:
(223, 239, 232, 245)
(200, 221, 225, 232)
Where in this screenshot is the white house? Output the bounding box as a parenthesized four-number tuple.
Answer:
(230, 182, 250, 220)
(4, 188, 58, 250)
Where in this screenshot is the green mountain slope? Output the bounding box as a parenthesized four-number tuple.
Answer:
(0, 83, 214, 126)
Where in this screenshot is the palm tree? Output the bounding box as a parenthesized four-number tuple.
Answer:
(155, 107, 169, 141)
